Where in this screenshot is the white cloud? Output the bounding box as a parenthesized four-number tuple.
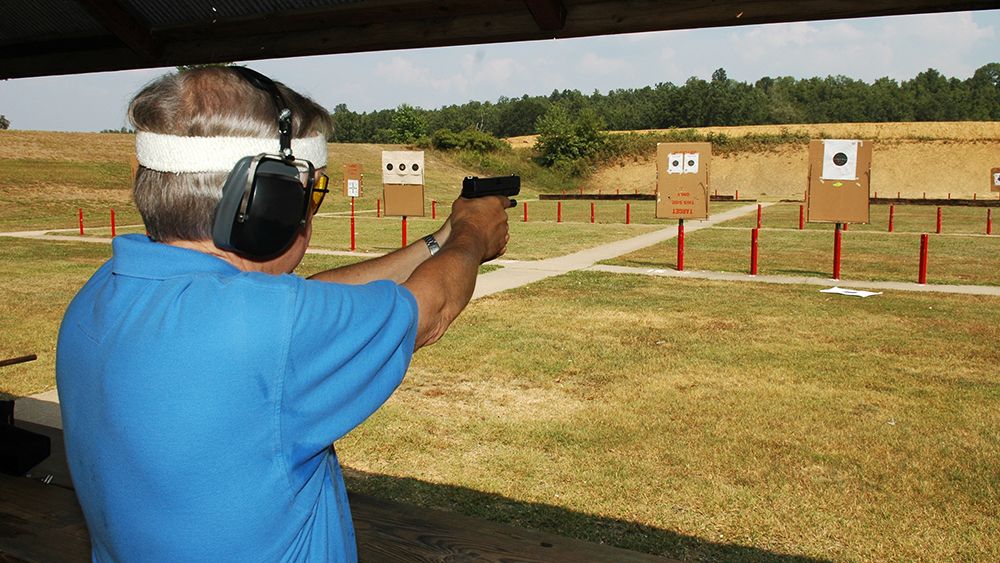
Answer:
(577, 52, 633, 76)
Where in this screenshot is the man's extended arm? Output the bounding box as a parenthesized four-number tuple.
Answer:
(307, 220, 451, 285)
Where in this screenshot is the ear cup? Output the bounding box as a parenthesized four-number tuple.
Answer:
(213, 156, 307, 259)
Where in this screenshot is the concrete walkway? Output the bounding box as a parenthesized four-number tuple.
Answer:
(473, 203, 769, 298)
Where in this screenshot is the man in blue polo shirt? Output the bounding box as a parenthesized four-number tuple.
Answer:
(56, 67, 510, 561)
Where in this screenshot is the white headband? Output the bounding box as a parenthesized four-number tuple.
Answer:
(135, 131, 328, 173)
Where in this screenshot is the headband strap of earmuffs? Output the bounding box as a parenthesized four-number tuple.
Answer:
(231, 67, 294, 161)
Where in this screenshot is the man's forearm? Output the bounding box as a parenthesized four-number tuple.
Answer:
(306, 238, 435, 285)
(402, 230, 484, 350)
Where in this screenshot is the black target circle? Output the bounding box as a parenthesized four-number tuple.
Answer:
(833, 152, 849, 166)
(386, 163, 394, 171)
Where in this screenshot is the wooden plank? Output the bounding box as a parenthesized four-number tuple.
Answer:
(351, 491, 676, 562)
(1, 424, 673, 562)
(0, 475, 91, 563)
(2, 0, 999, 78)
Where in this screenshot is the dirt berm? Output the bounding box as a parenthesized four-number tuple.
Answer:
(508, 122, 1000, 200)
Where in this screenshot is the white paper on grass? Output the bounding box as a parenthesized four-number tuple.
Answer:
(821, 139, 860, 181)
(667, 153, 684, 174)
(346, 178, 360, 197)
(820, 286, 882, 298)
(683, 153, 700, 174)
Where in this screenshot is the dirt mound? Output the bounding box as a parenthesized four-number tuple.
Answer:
(508, 123, 1000, 200)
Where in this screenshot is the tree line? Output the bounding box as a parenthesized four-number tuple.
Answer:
(329, 64, 1000, 144)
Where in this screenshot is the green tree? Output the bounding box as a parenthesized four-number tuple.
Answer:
(389, 104, 427, 143)
(535, 104, 605, 171)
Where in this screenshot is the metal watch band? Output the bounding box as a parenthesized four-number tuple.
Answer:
(423, 234, 441, 256)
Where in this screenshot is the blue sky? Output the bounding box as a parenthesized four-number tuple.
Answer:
(1, 10, 997, 132)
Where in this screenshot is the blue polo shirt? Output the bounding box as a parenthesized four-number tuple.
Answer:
(56, 234, 418, 562)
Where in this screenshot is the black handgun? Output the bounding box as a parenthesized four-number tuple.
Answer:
(461, 175, 520, 208)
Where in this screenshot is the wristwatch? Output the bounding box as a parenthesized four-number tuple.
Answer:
(422, 234, 441, 256)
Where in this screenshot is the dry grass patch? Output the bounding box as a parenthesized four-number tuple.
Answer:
(339, 271, 1000, 561)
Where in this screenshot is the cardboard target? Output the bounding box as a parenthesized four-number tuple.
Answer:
(342, 163, 363, 197)
(655, 142, 711, 220)
(382, 150, 425, 217)
(806, 139, 872, 224)
(382, 151, 424, 185)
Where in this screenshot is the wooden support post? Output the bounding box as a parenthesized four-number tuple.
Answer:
(350, 198, 356, 251)
(918, 233, 929, 284)
(833, 223, 842, 280)
(677, 219, 685, 271)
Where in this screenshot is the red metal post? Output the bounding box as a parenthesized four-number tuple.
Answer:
(377, 198, 381, 218)
(350, 198, 356, 251)
(987, 209, 993, 235)
(750, 228, 759, 276)
(918, 233, 929, 284)
(936, 207, 942, 234)
(756, 204, 762, 229)
(432, 200, 437, 219)
(401, 217, 407, 248)
(888, 205, 895, 232)
(843, 222, 849, 231)
(626, 203, 631, 225)
(557, 201, 562, 223)
(110, 208, 116, 237)
(798, 205, 804, 230)
(78, 208, 84, 235)
(523, 201, 528, 223)
(590, 202, 595, 224)
(833, 223, 842, 280)
(677, 219, 685, 271)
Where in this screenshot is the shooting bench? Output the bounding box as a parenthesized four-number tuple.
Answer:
(1, 422, 673, 562)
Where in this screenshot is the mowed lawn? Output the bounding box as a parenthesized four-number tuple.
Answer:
(337, 271, 1000, 562)
(607, 203, 1000, 286)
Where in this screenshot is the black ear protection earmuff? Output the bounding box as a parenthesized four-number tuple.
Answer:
(212, 67, 317, 259)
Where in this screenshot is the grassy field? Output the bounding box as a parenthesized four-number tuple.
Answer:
(606, 203, 1000, 286)
(3, 130, 1000, 561)
(339, 271, 1000, 562)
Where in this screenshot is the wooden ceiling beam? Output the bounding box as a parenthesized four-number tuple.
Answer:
(2, 0, 999, 79)
(524, 0, 567, 31)
(75, 0, 160, 63)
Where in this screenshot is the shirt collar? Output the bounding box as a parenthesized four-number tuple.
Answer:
(111, 234, 241, 280)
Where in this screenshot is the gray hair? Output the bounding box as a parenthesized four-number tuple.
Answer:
(128, 67, 332, 242)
